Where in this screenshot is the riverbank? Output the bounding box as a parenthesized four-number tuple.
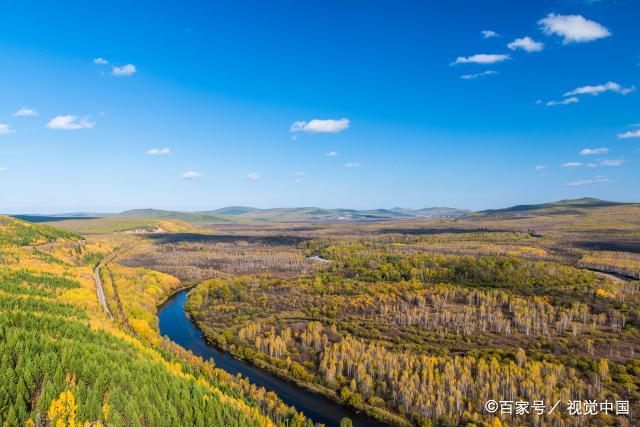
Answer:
(187, 311, 408, 426)
(158, 288, 393, 427)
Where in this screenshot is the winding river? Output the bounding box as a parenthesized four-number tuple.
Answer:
(158, 288, 387, 427)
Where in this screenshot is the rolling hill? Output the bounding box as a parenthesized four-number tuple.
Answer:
(389, 207, 470, 218)
(30, 207, 468, 230)
(122, 206, 469, 222)
(464, 198, 637, 221)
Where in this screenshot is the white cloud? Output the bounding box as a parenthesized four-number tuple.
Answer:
(0, 166, 7, 172)
(291, 118, 350, 133)
(0, 124, 15, 135)
(534, 165, 547, 170)
(344, 162, 360, 168)
(618, 129, 640, 139)
(14, 107, 38, 117)
(451, 54, 510, 65)
(291, 178, 304, 183)
(546, 97, 579, 106)
(545, 82, 633, 108)
(112, 64, 137, 77)
(562, 162, 582, 167)
(481, 30, 499, 38)
(507, 36, 544, 52)
(600, 159, 625, 166)
(46, 115, 94, 130)
(180, 171, 204, 180)
(567, 175, 613, 186)
(461, 70, 498, 80)
(146, 147, 171, 155)
(289, 171, 305, 176)
(564, 81, 635, 97)
(325, 151, 339, 157)
(93, 57, 108, 65)
(539, 13, 611, 44)
(244, 172, 260, 181)
(580, 147, 608, 155)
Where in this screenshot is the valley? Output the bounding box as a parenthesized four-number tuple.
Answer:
(4, 198, 636, 426)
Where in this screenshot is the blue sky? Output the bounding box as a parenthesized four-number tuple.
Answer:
(1, 0, 639, 212)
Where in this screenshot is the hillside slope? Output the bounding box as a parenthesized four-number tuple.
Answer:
(0, 216, 307, 426)
(466, 197, 635, 220)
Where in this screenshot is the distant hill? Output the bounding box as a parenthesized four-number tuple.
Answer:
(10, 206, 468, 229)
(466, 198, 636, 220)
(206, 206, 468, 221)
(483, 197, 627, 212)
(207, 206, 262, 215)
(390, 207, 471, 218)
(16, 199, 639, 225)
(209, 207, 412, 221)
(119, 209, 231, 223)
(116, 206, 470, 222)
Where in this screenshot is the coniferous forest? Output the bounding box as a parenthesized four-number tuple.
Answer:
(0, 216, 311, 427)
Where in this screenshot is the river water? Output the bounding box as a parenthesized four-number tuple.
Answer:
(158, 288, 387, 427)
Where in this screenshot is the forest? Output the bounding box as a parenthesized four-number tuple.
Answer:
(3, 199, 639, 426)
(170, 202, 639, 426)
(185, 253, 639, 425)
(0, 216, 311, 427)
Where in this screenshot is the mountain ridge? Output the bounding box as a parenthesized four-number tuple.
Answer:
(10, 198, 639, 224)
(464, 197, 637, 221)
(118, 206, 469, 222)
